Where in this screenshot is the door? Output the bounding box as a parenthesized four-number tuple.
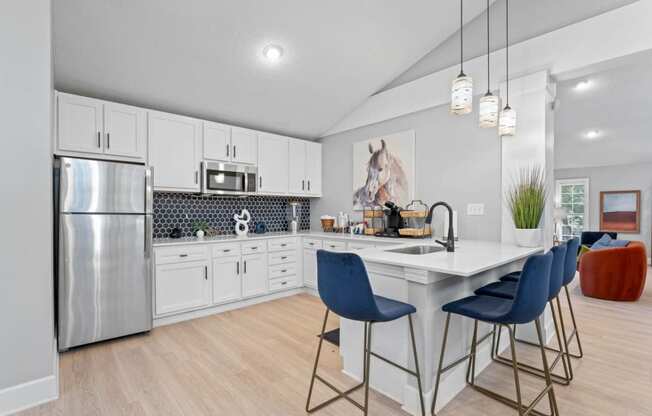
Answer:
(556, 178, 590, 240)
(258, 133, 289, 194)
(57, 93, 104, 154)
(306, 142, 322, 196)
(148, 111, 202, 192)
(155, 261, 210, 316)
(288, 139, 306, 195)
(59, 214, 151, 349)
(242, 253, 267, 297)
(203, 121, 231, 162)
(104, 102, 146, 160)
(58, 157, 147, 214)
(212, 255, 242, 304)
(231, 127, 258, 164)
(303, 249, 318, 289)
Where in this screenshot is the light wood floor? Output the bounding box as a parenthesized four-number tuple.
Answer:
(21, 272, 652, 416)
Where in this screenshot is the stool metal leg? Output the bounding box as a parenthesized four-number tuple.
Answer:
(408, 314, 427, 416)
(563, 285, 584, 359)
(535, 318, 560, 416)
(431, 312, 451, 416)
(363, 322, 373, 416)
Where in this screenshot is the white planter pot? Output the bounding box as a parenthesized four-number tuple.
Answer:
(196, 230, 205, 239)
(514, 228, 542, 248)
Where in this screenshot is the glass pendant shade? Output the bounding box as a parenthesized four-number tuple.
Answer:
(450, 73, 473, 115)
(479, 93, 499, 127)
(499, 105, 516, 136)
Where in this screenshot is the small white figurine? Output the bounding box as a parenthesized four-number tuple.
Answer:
(234, 209, 251, 237)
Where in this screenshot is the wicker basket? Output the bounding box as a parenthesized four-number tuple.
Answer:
(399, 200, 431, 238)
(321, 218, 335, 232)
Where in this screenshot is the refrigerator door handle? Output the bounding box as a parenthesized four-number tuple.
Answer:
(145, 166, 153, 214)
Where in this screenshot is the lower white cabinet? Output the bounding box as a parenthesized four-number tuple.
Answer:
(212, 255, 242, 304)
(155, 260, 210, 316)
(303, 248, 319, 289)
(242, 253, 268, 297)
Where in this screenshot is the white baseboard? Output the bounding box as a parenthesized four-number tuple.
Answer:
(0, 375, 58, 416)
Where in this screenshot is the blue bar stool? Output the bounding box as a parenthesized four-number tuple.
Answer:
(475, 244, 572, 385)
(306, 250, 426, 416)
(431, 252, 559, 416)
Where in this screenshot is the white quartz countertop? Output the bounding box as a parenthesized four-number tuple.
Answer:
(152, 230, 406, 247)
(358, 240, 542, 277)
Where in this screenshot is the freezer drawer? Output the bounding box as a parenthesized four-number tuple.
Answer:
(58, 213, 152, 350)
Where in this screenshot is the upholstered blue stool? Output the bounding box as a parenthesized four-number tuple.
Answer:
(431, 252, 559, 416)
(306, 250, 426, 416)
(475, 244, 572, 385)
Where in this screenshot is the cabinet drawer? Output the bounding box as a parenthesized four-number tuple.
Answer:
(303, 238, 323, 249)
(323, 240, 347, 252)
(269, 263, 296, 279)
(211, 243, 242, 258)
(268, 250, 296, 265)
(269, 276, 298, 292)
(155, 245, 208, 265)
(242, 240, 267, 255)
(269, 237, 297, 252)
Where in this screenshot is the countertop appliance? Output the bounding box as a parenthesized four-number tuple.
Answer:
(55, 157, 153, 351)
(201, 161, 257, 195)
(288, 201, 301, 233)
(374, 201, 405, 238)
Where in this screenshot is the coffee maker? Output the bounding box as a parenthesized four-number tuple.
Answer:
(375, 201, 405, 238)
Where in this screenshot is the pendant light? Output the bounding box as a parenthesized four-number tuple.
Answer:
(499, 0, 516, 136)
(450, 0, 473, 115)
(479, 0, 499, 127)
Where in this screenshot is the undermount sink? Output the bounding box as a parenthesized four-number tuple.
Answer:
(385, 245, 445, 255)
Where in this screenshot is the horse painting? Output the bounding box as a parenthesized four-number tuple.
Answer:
(353, 138, 409, 208)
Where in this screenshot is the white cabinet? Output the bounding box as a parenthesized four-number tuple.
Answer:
(212, 255, 242, 304)
(288, 139, 322, 196)
(258, 133, 289, 194)
(56, 92, 146, 161)
(231, 127, 258, 164)
(155, 261, 210, 316)
(242, 253, 267, 297)
(303, 248, 319, 289)
(148, 111, 202, 192)
(203, 121, 231, 162)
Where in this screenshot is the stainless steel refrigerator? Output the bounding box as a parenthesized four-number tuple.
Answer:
(55, 157, 153, 351)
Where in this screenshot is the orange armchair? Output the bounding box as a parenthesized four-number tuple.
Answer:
(579, 241, 648, 301)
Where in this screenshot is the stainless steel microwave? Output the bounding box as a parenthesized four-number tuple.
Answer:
(201, 161, 257, 195)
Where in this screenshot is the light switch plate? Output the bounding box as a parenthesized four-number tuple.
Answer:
(467, 203, 485, 216)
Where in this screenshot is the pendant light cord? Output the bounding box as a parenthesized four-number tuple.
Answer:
(486, 0, 490, 94)
(460, 0, 464, 74)
(506, 0, 510, 107)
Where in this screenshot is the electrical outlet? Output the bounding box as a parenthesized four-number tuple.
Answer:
(467, 203, 485, 216)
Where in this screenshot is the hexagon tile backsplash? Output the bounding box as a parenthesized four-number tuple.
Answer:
(153, 192, 311, 239)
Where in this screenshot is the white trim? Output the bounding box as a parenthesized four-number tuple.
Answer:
(555, 178, 590, 239)
(322, 1, 652, 136)
(0, 376, 58, 416)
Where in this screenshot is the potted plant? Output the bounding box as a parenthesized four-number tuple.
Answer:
(507, 166, 547, 247)
(192, 220, 210, 239)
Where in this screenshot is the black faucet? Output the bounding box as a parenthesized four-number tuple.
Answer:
(425, 201, 455, 252)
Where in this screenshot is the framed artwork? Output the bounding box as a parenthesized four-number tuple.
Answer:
(352, 130, 415, 210)
(600, 190, 641, 233)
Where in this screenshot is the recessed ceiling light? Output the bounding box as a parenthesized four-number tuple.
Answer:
(262, 44, 283, 62)
(574, 79, 591, 91)
(585, 129, 601, 139)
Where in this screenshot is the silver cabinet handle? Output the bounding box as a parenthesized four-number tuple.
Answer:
(233, 145, 236, 159)
(195, 171, 199, 184)
(244, 260, 247, 274)
(281, 256, 288, 260)
(204, 265, 208, 280)
(302, 180, 305, 191)
(281, 281, 287, 286)
(259, 176, 262, 188)
(308, 180, 311, 191)
(309, 242, 315, 246)
(223, 249, 231, 253)
(226, 144, 230, 157)
(97, 131, 101, 148)
(251, 246, 258, 250)
(281, 243, 287, 247)
(330, 245, 336, 248)
(179, 254, 188, 258)
(281, 269, 287, 273)
(236, 261, 240, 275)
(107, 132, 110, 149)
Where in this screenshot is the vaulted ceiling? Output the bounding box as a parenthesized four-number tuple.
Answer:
(53, 0, 489, 139)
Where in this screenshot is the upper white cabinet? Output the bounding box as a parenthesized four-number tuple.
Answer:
(56, 92, 145, 161)
(148, 111, 202, 192)
(288, 139, 322, 196)
(258, 133, 289, 195)
(231, 127, 258, 165)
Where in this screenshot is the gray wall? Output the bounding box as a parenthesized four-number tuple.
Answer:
(555, 163, 652, 257)
(314, 98, 502, 242)
(0, 0, 55, 391)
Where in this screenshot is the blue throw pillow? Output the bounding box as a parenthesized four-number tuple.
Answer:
(609, 239, 630, 248)
(593, 233, 613, 247)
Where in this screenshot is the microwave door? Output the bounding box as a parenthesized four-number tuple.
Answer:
(207, 169, 245, 193)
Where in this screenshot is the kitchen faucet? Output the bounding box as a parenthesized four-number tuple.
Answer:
(425, 201, 455, 252)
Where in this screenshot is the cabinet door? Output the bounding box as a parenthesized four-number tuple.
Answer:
(242, 253, 268, 298)
(148, 111, 202, 192)
(155, 261, 210, 316)
(57, 93, 104, 154)
(257, 133, 289, 194)
(231, 127, 258, 165)
(288, 139, 306, 195)
(306, 142, 322, 196)
(212, 255, 242, 304)
(104, 102, 146, 160)
(303, 249, 318, 289)
(203, 121, 231, 162)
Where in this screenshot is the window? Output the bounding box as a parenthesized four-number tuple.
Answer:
(555, 178, 590, 240)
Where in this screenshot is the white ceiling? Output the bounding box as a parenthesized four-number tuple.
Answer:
(555, 52, 652, 170)
(53, 0, 489, 139)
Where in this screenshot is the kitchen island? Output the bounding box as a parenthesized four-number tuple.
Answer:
(339, 240, 542, 415)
